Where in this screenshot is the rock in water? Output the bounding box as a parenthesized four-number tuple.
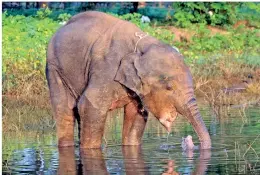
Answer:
(182, 135, 195, 151)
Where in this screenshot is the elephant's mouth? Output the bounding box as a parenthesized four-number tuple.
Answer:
(159, 110, 178, 132)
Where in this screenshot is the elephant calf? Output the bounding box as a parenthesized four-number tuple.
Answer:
(46, 11, 211, 149)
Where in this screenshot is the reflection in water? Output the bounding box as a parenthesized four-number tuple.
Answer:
(12, 148, 37, 173)
(163, 149, 211, 175)
(162, 160, 179, 175)
(80, 149, 109, 175)
(122, 146, 149, 175)
(3, 107, 260, 174)
(58, 146, 211, 175)
(58, 147, 77, 175)
(58, 147, 109, 175)
(193, 149, 211, 175)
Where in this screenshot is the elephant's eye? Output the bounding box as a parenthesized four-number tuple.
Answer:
(166, 83, 173, 91)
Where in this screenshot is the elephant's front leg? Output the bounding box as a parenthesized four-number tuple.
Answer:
(123, 101, 147, 145)
(78, 95, 107, 149)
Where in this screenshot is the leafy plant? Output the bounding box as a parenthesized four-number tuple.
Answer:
(2, 12, 59, 95)
(58, 13, 72, 22)
(172, 2, 238, 27)
(138, 6, 174, 20)
(36, 7, 52, 19)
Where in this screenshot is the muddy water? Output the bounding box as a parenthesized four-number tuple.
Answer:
(2, 106, 260, 174)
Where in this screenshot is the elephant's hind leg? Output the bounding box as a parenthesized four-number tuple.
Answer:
(46, 66, 76, 147)
(123, 101, 147, 145)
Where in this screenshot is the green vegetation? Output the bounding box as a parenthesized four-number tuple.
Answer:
(117, 12, 260, 61)
(3, 6, 260, 99)
(2, 11, 60, 96)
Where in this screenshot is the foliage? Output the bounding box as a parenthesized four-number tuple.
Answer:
(184, 24, 260, 59)
(114, 13, 260, 62)
(96, 2, 137, 15)
(237, 3, 260, 28)
(4, 8, 77, 21)
(138, 6, 174, 20)
(36, 7, 52, 19)
(111, 13, 175, 43)
(2, 12, 60, 95)
(170, 2, 260, 28)
(3, 8, 39, 17)
(2, 10, 260, 97)
(113, 12, 142, 25)
(57, 13, 72, 22)
(240, 2, 260, 14)
(171, 2, 238, 27)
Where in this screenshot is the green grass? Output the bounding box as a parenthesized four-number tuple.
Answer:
(2, 12, 60, 96)
(2, 10, 260, 98)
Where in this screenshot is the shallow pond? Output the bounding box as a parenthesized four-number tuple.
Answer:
(2, 104, 260, 174)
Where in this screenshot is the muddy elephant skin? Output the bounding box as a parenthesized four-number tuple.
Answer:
(46, 11, 211, 149)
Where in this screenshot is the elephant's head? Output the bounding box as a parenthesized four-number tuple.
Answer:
(115, 44, 211, 149)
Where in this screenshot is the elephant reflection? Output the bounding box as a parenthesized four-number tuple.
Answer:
(162, 160, 179, 175)
(58, 147, 211, 175)
(80, 149, 108, 175)
(162, 149, 211, 175)
(58, 147, 108, 175)
(122, 146, 149, 175)
(58, 147, 77, 175)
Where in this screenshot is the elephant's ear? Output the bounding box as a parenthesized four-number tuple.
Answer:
(114, 53, 150, 97)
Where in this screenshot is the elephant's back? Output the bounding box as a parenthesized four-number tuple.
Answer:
(66, 11, 119, 26)
(49, 11, 122, 66)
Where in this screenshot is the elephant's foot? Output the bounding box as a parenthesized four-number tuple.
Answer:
(58, 140, 75, 147)
(80, 141, 102, 149)
(56, 115, 75, 147)
(79, 121, 106, 149)
(122, 101, 147, 146)
(123, 137, 142, 146)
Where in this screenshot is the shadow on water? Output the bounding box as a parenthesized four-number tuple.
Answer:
(57, 146, 211, 175)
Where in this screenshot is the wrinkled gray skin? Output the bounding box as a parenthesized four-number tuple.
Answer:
(46, 11, 211, 149)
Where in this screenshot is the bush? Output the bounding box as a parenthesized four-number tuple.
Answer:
(57, 13, 72, 22)
(2, 12, 60, 95)
(97, 2, 137, 15)
(36, 7, 52, 19)
(171, 2, 238, 27)
(138, 6, 174, 20)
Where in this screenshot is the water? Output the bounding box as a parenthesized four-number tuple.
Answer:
(2, 105, 260, 174)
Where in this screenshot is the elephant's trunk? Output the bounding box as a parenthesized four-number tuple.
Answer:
(178, 90, 211, 149)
